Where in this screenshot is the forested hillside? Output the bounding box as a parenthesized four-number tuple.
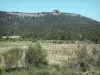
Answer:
(0, 10, 100, 43)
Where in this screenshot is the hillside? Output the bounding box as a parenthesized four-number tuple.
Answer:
(0, 10, 100, 42)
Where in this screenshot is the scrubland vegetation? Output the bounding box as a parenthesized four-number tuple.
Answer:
(0, 41, 100, 75)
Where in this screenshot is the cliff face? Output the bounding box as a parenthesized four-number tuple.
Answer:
(8, 10, 81, 17)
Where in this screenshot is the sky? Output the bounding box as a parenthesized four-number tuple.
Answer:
(0, 0, 100, 21)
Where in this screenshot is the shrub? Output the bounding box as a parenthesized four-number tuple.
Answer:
(71, 44, 100, 72)
(71, 44, 96, 72)
(76, 45, 90, 71)
(25, 42, 48, 69)
(3, 48, 23, 70)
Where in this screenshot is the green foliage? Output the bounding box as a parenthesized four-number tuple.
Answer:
(76, 45, 88, 61)
(0, 36, 2, 41)
(32, 69, 77, 75)
(0, 11, 100, 42)
(91, 48, 100, 67)
(1, 71, 29, 75)
(70, 44, 100, 72)
(35, 70, 50, 75)
(0, 55, 2, 64)
(75, 45, 90, 71)
(0, 68, 3, 75)
(3, 48, 23, 70)
(25, 43, 48, 68)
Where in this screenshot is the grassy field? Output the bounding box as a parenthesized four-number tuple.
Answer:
(0, 41, 100, 75)
(0, 41, 100, 64)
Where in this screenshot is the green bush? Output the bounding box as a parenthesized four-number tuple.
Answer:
(71, 44, 96, 72)
(25, 43, 48, 69)
(3, 48, 23, 70)
(91, 48, 100, 67)
(75, 45, 89, 71)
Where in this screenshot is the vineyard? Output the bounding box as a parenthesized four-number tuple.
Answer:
(0, 41, 100, 75)
(0, 41, 100, 64)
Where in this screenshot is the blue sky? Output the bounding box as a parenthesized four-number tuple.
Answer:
(0, 0, 100, 21)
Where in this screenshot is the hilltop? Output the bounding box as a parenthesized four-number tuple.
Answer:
(0, 10, 100, 43)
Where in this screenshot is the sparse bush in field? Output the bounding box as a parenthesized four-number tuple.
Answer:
(76, 45, 92, 71)
(90, 47, 100, 68)
(3, 48, 23, 70)
(72, 44, 100, 72)
(70, 44, 96, 72)
(25, 42, 48, 71)
(92, 48, 100, 67)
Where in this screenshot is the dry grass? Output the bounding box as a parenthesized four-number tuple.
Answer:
(0, 41, 100, 65)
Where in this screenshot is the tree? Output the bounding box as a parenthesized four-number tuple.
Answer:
(25, 43, 48, 74)
(75, 44, 95, 72)
(3, 48, 23, 71)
